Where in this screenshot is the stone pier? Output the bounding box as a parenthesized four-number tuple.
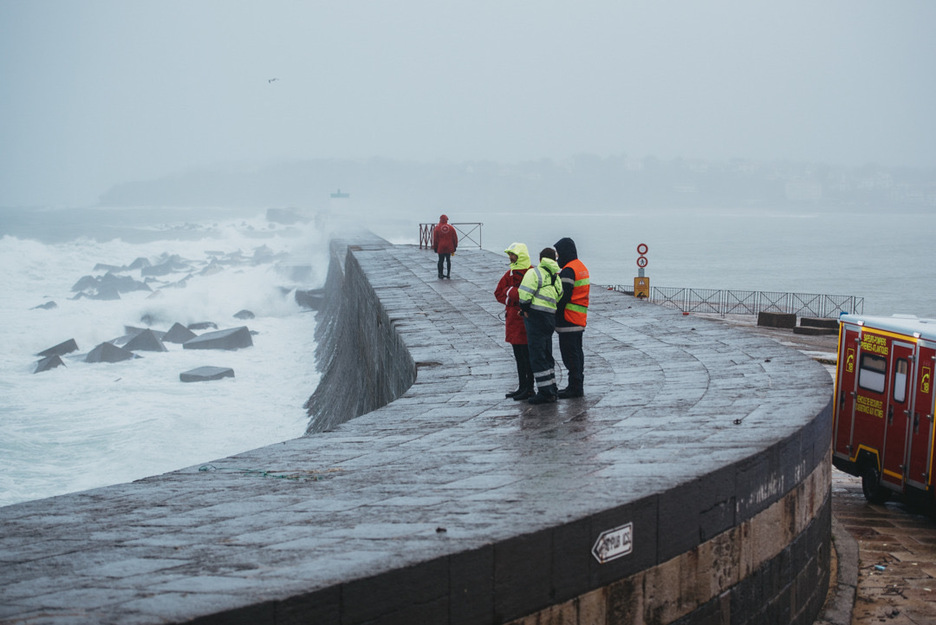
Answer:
(0, 235, 833, 625)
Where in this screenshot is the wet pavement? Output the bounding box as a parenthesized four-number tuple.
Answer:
(0, 243, 835, 625)
(700, 314, 936, 625)
(832, 469, 936, 625)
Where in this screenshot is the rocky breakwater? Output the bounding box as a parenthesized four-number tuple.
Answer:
(0, 235, 833, 625)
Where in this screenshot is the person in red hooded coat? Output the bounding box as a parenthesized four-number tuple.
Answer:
(494, 242, 534, 400)
(432, 214, 458, 279)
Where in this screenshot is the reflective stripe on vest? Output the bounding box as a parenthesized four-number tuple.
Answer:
(563, 259, 590, 326)
(520, 267, 560, 314)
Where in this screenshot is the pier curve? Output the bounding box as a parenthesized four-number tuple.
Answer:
(0, 236, 833, 625)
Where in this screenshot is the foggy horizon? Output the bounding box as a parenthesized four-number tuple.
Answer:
(2, 1, 935, 207)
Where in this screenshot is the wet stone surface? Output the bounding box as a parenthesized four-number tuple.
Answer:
(832, 468, 936, 625)
(0, 241, 833, 625)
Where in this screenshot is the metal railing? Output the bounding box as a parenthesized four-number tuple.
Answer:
(419, 222, 483, 250)
(610, 285, 863, 318)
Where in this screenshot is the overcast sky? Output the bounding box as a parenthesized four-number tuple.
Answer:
(2, 1, 935, 206)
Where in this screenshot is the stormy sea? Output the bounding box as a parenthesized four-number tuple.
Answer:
(0, 206, 329, 507)
(2, 203, 934, 508)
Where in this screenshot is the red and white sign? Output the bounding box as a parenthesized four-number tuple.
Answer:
(636, 243, 648, 268)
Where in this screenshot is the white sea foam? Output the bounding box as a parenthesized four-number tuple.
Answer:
(0, 212, 329, 507)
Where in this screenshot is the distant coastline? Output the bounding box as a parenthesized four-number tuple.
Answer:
(93, 156, 936, 214)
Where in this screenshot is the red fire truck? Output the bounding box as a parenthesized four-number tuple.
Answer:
(832, 314, 936, 507)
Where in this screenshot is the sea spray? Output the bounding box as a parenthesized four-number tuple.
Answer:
(0, 212, 328, 507)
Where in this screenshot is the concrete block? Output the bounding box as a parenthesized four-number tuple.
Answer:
(163, 322, 197, 344)
(183, 326, 252, 351)
(799, 317, 839, 329)
(34, 354, 65, 373)
(180, 367, 234, 383)
(36, 338, 78, 358)
(757, 312, 796, 329)
(85, 342, 139, 363)
(793, 325, 838, 336)
(124, 329, 168, 352)
(187, 321, 218, 331)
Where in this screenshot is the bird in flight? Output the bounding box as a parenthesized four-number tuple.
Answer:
(268, 78, 279, 83)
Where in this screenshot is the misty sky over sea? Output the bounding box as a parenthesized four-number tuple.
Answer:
(2, 1, 935, 207)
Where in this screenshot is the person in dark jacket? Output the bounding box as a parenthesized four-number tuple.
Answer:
(554, 237, 590, 398)
(432, 214, 458, 279)
(494, 242, 534, 400)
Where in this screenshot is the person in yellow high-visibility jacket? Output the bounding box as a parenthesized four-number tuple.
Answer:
(517, 247, 563, 404)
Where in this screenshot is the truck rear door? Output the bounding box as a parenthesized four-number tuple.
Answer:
(906, 340, 936, 490)
(880, 340, 914, 489)
(833, 323, 862, 458)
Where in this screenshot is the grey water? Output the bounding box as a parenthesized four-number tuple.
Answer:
(2, 203, 933, 508)
(374, 206, 936, 319)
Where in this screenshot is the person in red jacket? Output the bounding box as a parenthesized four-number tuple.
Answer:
(494, 242, 534, 400)
(432, 214, 458, 279)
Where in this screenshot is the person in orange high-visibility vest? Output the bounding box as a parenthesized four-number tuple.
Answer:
(554, 237, 589, 398)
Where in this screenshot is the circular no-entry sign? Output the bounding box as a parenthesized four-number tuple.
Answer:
(636, 243, 648, 268)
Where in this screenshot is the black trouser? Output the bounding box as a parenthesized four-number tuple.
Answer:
(558, 330, 584, 390)
(512, 343, 534, 392)
(523, 311, 557, 396)
(437, 253, 451, 277)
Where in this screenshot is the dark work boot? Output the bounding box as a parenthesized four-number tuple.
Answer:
(512, 388, 534, 401)
(528, 392, 557, 405)
(505, 388, 523, 398)
(528, 385, 558, 404)
(558, 385, 584, 399)
(529, 384, 559, 404)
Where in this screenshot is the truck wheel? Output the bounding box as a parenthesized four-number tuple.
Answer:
(861, 465, 890, 504)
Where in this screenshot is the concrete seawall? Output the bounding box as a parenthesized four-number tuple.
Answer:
(303, 235, 417, 432)
(0, 236, 833, 625)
